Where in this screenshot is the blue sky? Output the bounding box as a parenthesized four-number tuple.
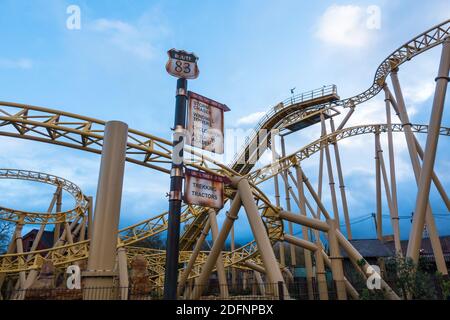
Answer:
(0, 0, 449, 245)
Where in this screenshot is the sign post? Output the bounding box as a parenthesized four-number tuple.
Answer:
(184, 168, 229, 209)
(186, 91, 230, 154)
(164, 49, 199, 300)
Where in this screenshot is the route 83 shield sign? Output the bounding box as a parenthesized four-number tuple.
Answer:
(165, 49, 199, 79)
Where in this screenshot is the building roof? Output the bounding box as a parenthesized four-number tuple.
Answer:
(341, 236, 450, 259)
(22, 229, 54, 248)
(342, 239, 394, 258)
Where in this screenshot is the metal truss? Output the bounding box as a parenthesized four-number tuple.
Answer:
(0, 20, 449, 299)
(0, 169, 88, 224)
(247, 123, 450, 186)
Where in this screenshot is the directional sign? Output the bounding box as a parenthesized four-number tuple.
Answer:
(165, 49, 199, 79)
(186, 91, 230, 154)
(184, 169, 229, 209)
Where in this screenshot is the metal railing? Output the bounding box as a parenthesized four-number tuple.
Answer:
(229, 85, 337, 167)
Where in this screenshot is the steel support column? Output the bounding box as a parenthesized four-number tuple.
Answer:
(271, 133, 285, 266)
(208, 209, 229, 299)
(330, 118, 352, 239)
(375, 129, 383, 240)
(178, 219, 211, 297)
(294, 164, 314, 300)
(383, 86, 402, 253)
(408, 38, 450, 264)
(281, 135, 296, 267)
(390, 70, 448, 274)
(320, 114, 340, 228)
(327, 219, 347, 300)
(192, 193, 241, 299)
(236, 177, 288, 298)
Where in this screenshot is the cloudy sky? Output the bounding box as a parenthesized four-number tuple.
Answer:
(0, 0, 449, 244)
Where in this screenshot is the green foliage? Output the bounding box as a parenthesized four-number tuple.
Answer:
(435, 272, 450, 299)
(385, 254, 437, 300)
(356, 258, 367, 267)
(133, 234, 165, 250)
(360, 288, 386, 300)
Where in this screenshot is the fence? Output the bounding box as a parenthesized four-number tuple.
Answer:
(2, 278, 449, 300)
(1, 280, 344, 300)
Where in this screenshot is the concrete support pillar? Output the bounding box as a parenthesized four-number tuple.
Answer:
(408, 38, 450, 264)
(83, 121, 128, 300)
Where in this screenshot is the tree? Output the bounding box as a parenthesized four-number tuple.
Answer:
(385, 254, 437, 300)
(0, 221, 13, 254)
(133, 234, 165, 250)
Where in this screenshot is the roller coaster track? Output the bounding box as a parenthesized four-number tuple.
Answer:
(0, 20, 448, 290)
(179, 19, 450, 250)
(248, 123, 450, 185)
(0, 123, 447, 275)
(126, 245, 263, 287)
(278, 19, 450, 131)
(0, 169, 88, 224)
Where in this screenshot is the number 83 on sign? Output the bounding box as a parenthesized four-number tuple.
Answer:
(166, 49, 200, 79)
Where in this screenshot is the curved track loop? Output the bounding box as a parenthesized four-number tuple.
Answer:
(0, 169, 88, 224)
(278, 20, 450, 130)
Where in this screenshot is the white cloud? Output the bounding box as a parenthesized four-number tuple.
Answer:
(315, 5, 372, 48)
(236, 111, 266, 126)
(90, 18, 164, 60)
(0, 58, 32, 69)
(403, 81, 435, 105)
